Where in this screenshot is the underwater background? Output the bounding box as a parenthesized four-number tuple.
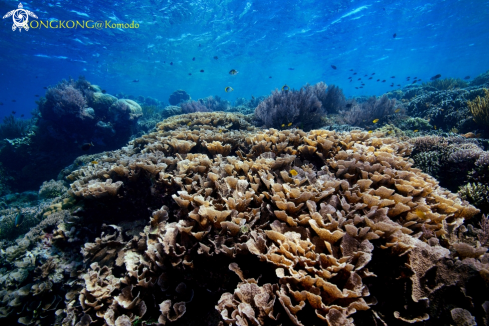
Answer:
(0, 0, 489, 325)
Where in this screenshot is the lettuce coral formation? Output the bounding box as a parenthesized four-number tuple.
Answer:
(43, 112, 486, 326)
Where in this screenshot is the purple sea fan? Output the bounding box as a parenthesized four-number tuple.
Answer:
(254, 83, 326, 131)
(341, 95, 397, 127)
(42, 81, 87, 121)
(180, 100, 212, 114)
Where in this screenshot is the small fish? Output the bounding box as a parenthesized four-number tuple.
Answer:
(434, 125, 437, 130)
(373, 119, 379, 123)
(414, 129, 419, 132)
(288, 68, 295, 70)
(331, 65, 337, 70)
(21, 114, 24, 117)
(412, 80, 417, 84)
(287, 122, 292, 127)
(187, 122, 191, 126)
(189, 73, 192, 76)
(34, 94, 39, 97)
(12, 100, 16, 102)
(213, 56, 218, 60)
(414, 77, 417, 79)
(368, 130, 373, 133)
(353, 72, 357, 75)
(224, 86, 234, 92)
(430, 74, 441, 80)
(192, 57, 195, 61)
(281, 124, 285, 127)
(229, 69, 238, 75)
(393, 33, 396, 38)
(290, 169, 298, 176)
(198, 44, 201, 47)
(388, 130, 393, 134)
(219, 129, 223, 133)
(15, 210, 24, 227)
(81, 142, 94, 151)
(348, 76, 352, 79)
(269, 76, 272, 78)
(91, 161, 98, 164)
(350, 69, 354, 71)
(397, 84, 401, 87)
(358, 78, 361, 81)
(282, 85, 290, 92)
(395, 108, 401, 113)
(464, 76, 470, 80)
(364, 74, 368, 77)
(372, 73, 376, 75)
(0, 102, 3, 105)
(382, 80, 386, 82)
(12, 111, 16, 114)
(345, 103, 353, 108)
(43, 86, 47, 89)
(355, 87, 358, 89)
(377, 79, 380, 82)
(102, 90, 107, 94)
(132, 79, 139, 82)
(368, 77, 373, 80)
(200, 69, 204, 72)
(391, 76, 395, 78)
(414, 209, 425, 219)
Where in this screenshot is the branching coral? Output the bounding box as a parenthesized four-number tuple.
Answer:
(254, 82, 326, 131)
(467, 88, 489, 126)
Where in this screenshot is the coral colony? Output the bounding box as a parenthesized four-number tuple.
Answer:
(0, 71, 489, 326)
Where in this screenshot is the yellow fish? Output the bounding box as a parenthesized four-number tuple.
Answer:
(388, 130, 393, 134)
(91, 161, 98, 164)
(225, 86, 234, 93)
(219, 129, 223, 133)
(434, 125, 437, 130)
(373, 119, 379, 123)
(414, 129, 419, 132)
(414, 209, 426, 219)
(290, 169, 298, 176)
(288, 122, 292, 127)
(187, 122, 191, 126)
(368, 130, 373, 134)
(281, 124, 285, 127)
(395, 108, 401, 113)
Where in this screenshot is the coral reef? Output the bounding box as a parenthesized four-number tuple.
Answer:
(254, 82, 327, 131)
(406, 87, 484, 134)
(0, 77, 143, 192)
(44, 112, 484, 326)
(169, 90, 191, 106)
(409, 135, 488, 191)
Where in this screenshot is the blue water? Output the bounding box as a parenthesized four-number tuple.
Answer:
(0, 0, 488, 120)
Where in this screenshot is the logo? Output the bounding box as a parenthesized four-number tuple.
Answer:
(3, 3, 38, 32)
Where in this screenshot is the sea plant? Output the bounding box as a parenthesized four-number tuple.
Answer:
(467, 88, 489, 126)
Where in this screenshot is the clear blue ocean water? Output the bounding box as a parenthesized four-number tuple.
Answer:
(0, 0, 488, 120)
